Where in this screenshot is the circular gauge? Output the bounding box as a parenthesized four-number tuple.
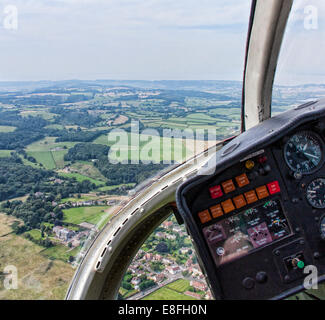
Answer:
(306, 178, 325, 209)
(319, 215, 325, 240)
(284, 131, 323, 174)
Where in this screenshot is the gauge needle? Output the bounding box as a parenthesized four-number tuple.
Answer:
(304, 152, 318, 159)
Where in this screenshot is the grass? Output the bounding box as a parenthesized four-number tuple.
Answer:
(62, 206, 111, 226)
(59, 172, 104, 186)
(25, 229, 43, 241)
(0, 125, 16, 132)
(166, 279, 191, 293)
(27, 151, 56, 170)
(52, 150, 69, 168)
(97, 183, 135, 192)
(0, 150, 13, 157)
(41, 244, 80, 262)
(95, 132, 193, 163)
(26, 137, 77, 152)
(142, 287, 197, 300)
(0, 213, 74, 300)
(70, 162, 107, 182)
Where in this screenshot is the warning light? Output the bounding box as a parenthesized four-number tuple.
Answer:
(245, 160, 255, 170)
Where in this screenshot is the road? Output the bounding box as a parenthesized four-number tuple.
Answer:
(127, 274, 182, 300)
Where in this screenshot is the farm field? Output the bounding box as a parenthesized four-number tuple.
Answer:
(0, 125, 16, 132)
(142, 286, 197, 300)
(0, 213, 74, 300)
(62, 205, 111, 226)
(27, 150, 56, 170)
(58, 172, 105, 186)
(166, 279, 191, 293)
(95, 132, 193, 163)
(41, 244, 81, 262)
(0, 149, 12, 157)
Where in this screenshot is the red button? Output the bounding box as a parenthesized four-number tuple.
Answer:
(209, 185, 223, 199)
(267, 181, 281, 195)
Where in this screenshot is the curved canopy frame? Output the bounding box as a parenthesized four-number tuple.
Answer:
(66, 0, 293, 300)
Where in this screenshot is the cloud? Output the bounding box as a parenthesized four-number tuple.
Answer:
(0, 0, 251, 80)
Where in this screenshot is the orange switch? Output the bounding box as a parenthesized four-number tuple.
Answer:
(222, 179, 236, 194)
(235, 173, 250, 188)
(210, 204, 224, 218)
(198, 210, 211, 224)
(221, 199, 235, 214)
(256, 185, 269, 200)
(233, 195, 247, 209)
(245, 190, 258, 204)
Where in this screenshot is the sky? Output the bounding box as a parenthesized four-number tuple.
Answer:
(0, 0, 324, 84)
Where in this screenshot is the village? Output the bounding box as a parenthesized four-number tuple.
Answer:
(121, 218, 213, 300)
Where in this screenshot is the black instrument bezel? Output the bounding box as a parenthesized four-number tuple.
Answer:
(283, 130, 325, 175)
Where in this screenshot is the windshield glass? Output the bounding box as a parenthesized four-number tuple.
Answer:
(272, 0, 325, 115)
(0, 0, 251, 300)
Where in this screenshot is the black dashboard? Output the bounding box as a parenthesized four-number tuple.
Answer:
(176, 100, 325, 300)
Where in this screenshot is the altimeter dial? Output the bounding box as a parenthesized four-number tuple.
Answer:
(306, 178, 325, 209)
(284, 131, 323, 174)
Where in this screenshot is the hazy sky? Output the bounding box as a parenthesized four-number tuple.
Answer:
(0, 0, 324, 84)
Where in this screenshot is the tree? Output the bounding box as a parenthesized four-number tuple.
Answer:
(156, 242, 169, 253)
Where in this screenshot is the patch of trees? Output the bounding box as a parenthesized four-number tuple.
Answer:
(95, 159, 167, 186)
(0, 130, 45, 149)
(1, 195, 63, 230)
(24, 232, 53, 248)
(54, 110, 101, 128)
(46, 128, 105, 143)
(139, 278, 156, 291)
(0, 156, 96, 201)
(64, 143, 109, 161)
(0, 112, 48, 149)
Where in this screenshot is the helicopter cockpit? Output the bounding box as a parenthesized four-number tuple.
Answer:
(66, 0, 325, 300)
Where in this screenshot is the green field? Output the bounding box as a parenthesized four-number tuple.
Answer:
(59, 172, 104, 186)
(27, 151, 56, 169)
(41, 244, 81, 262)
(166, 279, 191, 293)
(97, 183, 136, 192)
(25, 137, 78, 169)
(0, 150, 13, 157)
(142, 287, 197, 300)
(25, 229, 43, 241)
(0, 125, 16, 132)
(26, 137, 77, 152)
(63, 206, 111, 226)
(96, 133, 193, 163)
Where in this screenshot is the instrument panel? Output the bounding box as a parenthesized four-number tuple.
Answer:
(176, 100, 325, 300)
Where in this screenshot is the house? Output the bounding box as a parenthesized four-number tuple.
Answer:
(162, 258, 172, 265)
(166, 265, 181, 275)
(151, 273, 165, 283)
(34, 192, 44, 198)
(70, 239, 80, 247)
(180, 247, 190, 255)
(190, 280, 208, 292)
(162, 221, 173, 229)
(144, 253, 153, 261)
(185, 259, 193, 267)
(131, 277, 141, 290)
(173, 226, 182, 233)
(155, 232, 166, 239)
(153, 254, 162, 262)
(53, 226, 75, 241)
(166, 234, 176, 240)
(191, 266, 202, 276)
